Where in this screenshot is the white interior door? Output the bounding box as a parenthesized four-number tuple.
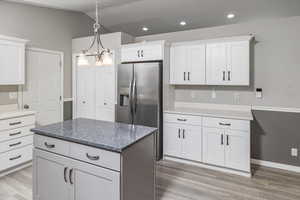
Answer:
(22, 49, 63, 126)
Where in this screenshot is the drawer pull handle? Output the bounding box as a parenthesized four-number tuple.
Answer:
(44, 142, 55, 149)
(177, 118, 187, 122)
(9, 131, 22, 137)
(86, 153, 100, 161)
(9, 142, 22, 147)
(9, 155, 22, 161)
(219, 122, 231, 126)
(9, 121, 22, 126)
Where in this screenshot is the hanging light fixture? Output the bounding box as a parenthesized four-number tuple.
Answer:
(77, 0, 112, 66)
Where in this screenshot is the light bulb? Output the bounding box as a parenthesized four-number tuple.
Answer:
(102, 52, 113, 65)
(77, 53, 89, 66)
(95, 55, 103, 66)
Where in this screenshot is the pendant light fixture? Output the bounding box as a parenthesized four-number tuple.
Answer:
(77, 0, 112, 66)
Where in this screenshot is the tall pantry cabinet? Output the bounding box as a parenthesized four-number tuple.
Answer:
(72, 32, 134, 122)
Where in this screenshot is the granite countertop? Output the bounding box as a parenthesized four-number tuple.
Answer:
(164, 107, 253, 121)
(31, 118, 157, 153)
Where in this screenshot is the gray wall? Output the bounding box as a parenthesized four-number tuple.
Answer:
(0, 1, 94, 105)
(137, 16, 300, 167)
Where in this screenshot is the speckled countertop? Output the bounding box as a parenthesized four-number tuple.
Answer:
(31, 118, 157, 153)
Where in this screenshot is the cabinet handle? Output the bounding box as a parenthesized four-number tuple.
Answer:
(86, 153, 100, 161)
(222, 71, 226, 81)
(228, 71, 231, 81)
(69, 168, 74, 185)
(137, 50, 140, 58)
(221, 134, 224, 145)
(9, 121, 22, 126)
(9, 141, 22, 147)
(44, 142, 55, 149)
(9, 155, 22, 161)
(178, 129, 181, 138)
(177, 118, 187, 122)
(182, 129, 185, 139)
(141, 50, 144, 57)
(9, 131, 21, 137)
(64, 167, 68, 183)
(188, 72, 190, 81)
(184, 72, 186, 81)
(219, 122, 231, 126)
(226, 135, 229, 146)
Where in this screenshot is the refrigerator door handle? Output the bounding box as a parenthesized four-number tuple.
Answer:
(129, 77, 134, 124)
(132, 76, 137, 117)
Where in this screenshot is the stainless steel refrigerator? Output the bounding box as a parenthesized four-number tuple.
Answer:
(116, 61, 163, 160)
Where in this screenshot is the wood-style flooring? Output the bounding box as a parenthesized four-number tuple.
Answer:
(1, 160, 300, 200)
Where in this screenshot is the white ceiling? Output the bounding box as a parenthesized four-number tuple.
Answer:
(6, 0, 300, 36)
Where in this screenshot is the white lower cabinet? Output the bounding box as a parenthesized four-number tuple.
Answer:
(34, 149, 120, 200)
(164, 112, 251, 176)
(164, 121, 202, 162)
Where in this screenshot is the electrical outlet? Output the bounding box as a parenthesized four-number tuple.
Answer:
(212, 88, 216, 99)
(234, 92, 240, 104)
(291, 148, 298, 157)
(191, 91, 196, 99)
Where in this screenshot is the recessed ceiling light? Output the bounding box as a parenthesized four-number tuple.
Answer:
(227, 13, 235, 19)
(180, 21, 187, 26)
(142, 27, 149, 32)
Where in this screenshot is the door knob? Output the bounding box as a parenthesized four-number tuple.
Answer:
(24, 104, 30, 109)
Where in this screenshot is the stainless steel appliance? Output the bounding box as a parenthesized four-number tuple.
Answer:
(116, 61, 163, 160)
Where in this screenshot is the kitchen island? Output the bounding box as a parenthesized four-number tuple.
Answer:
(31, 118, 157, 200)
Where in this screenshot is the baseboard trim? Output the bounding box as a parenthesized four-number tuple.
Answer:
(251, 159, 300, 173)
(164, 156, 251, 178)
(0, 161, 32, 178)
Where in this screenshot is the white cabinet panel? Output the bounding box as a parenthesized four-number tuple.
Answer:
(225, 130, 250, 172)
(206, 43, 227, 85)
(0, 36, 27, 85)
(170, 44, 206, 85)
(163, 123, 182, 158)
(227, 41, 250, 85)
(181, 125, 202, 162)
(121, 43, 163, 62)
(202, 127, 225, 167)
(71, 159, 120, 200)
(34, 150, 70, 200)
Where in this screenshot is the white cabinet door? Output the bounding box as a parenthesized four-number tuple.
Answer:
(187, 44, 206, 84)
(34, 149, 70, 200)
(163, 123, 182, 158)
(76, 66, 95, 119)
(170, 45, 187, 84)
(181, 125, 202, 162)
(227, 41, 250, 85)
(121, 44, 163, 62)
(0, 41, 25, 85)
(224, 130, 250, 172)
(71, 159, 120, 200)
(202, 128, 225, 166)
(206, 43, 227, 85)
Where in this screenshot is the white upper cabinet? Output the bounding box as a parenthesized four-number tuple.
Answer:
(206, 40, 250, 86)
(0, 35, 28, 85)
(170, 36, 252, 86)
(121, 41, 164, 62)
(170, 43, 206, 85)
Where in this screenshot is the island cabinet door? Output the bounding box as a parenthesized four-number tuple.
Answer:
(70, 159, 120, 200)
(33, 149, 71, 200)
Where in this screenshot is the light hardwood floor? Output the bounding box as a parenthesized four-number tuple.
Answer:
(1, 160, 300, 200)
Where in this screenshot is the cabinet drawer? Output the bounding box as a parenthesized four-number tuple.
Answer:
(0, 145, 32, 171)
(0, 126, 34, 142)
(0, 135, 33, 153)
(34, 135, 70, 156)
(0, 115, 35, 131)
(164, 113, 202, 126)
(203, 117, 250, 131)
(70, 143, 120, 171)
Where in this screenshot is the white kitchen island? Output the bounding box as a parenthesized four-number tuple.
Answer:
(31, 118, 157, 200)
